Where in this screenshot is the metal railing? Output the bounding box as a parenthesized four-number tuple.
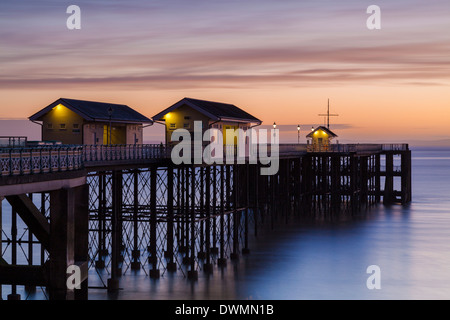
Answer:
(0, 143, 410, 178)
(0, 144, 169, 177)
(381, 144, 409, 151)
(0, 136, 27, 148)
(0, 146, 83, 177)
(82, 144, 169, 163)
(306, 144, 409, 153)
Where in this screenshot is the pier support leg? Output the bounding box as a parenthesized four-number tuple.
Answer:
(74, 185, 89, 300)
(149, 166, 160, 279)
(198, 167, 205, 260)
(108, 170, 122, 292)
(301, 156, 311, 218)
(211, 166, 218, 254)
(331, 155, 341, 215)
(217, 165, 226, 267)
(95, 173, 107, 269)
(188, 166, 198, 280)
(131, 170, 140, 271)
(165, 166, 176, 272)
(384, 153, 394, 205)
(401, 150, 412, 204)
(182, 167, 191, 265)
(204, 166, 213, 273)
(254, 165, 259, 237)
(375, 154, 381, 204)
(350, 156, 358, 215)
(231, 165, 239, 261)
(242, 163, 250, 255)
(10, 207, 18, 300)
(49, 185, 89, 300)
(360, 156, 369, 210)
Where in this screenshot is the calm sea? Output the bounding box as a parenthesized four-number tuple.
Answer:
(2, 148, 450, 300)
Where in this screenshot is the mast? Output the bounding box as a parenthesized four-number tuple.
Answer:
(318, 98, 339, 129)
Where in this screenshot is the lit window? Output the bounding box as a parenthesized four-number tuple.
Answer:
(169, 123, 176, 129)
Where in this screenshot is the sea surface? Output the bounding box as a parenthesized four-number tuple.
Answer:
(2, 148, 450, 300)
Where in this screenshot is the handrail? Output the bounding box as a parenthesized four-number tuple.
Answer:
(306, 144, 408, 153)
(0, 146, 84, 177)
(0, 143, 409, 178)
(0, 136, 28, 148)
(82, 144, 169, 162)
(0, 144, 170, 177)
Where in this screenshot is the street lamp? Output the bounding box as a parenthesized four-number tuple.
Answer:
(108, 106, 113, 145)
(297, 125, 300, 144)
(272, 122, 277, 139)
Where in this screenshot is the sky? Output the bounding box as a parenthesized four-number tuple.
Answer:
(0, 0, 449, 144)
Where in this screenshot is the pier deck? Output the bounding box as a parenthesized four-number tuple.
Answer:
(0, 143, 411, 299)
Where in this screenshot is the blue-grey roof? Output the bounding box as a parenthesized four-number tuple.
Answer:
(29, 98, 152, 124)
(306, 126, 338, 138)
(153, 97, 262, 124)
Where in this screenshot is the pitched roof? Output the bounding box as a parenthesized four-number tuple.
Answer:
(306, 126, 338, 138)
(29, 98, 153, 124)
(153, 97, 262, 124)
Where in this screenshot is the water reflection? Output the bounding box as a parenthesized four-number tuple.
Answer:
(3, 150, 450, 300)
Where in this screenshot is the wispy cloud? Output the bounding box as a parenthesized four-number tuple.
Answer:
(1, 0, 449, 90)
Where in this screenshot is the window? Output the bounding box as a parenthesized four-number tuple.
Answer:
(183, 123, 190, 129)
(184, 116, 191, 120)
(169, 123, 176, 129)
(73, 123, 79, 129)
(47, 123, 53, 129)
(60, 124, 66, 130)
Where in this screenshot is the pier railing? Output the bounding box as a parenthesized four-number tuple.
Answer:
(306, 143, 408, 153)
(381, 144, 409, 151)
(82, 144, 168, 163)
(0, 143, 409, 177)
(0, 146, 83, 177)
(0, 136, 27, 148)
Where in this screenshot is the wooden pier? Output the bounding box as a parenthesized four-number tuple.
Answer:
(0, 143, 411, 300)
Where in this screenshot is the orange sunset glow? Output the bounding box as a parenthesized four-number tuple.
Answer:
(1, 1, 449, 145)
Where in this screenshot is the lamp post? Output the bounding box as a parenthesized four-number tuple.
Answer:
(297, 125, 300, 144)
(108, 106, 113, 145)
(273, 122, 277, 139)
